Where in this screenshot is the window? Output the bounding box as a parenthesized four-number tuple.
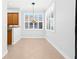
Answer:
(45, 13, 55, 31)
(25, 22, 28, 29)
(29, 22, 33, 29)
(45, 3, 56, 32)
(39, 22, 42, 29)
(25, 13, 44, 30)
(34, 23, 38, 29)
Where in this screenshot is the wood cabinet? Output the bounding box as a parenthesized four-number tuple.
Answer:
(8, 13, 13, 25)
(7, 29, 12, 45)
(8, 13, 19, 25)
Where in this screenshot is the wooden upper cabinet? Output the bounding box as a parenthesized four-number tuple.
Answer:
(8, 13, 13, 25)
(8, 13, 19, 25)
(12, 13, 19, 25)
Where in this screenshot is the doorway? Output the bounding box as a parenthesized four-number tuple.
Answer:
(7, 13, 19, 45)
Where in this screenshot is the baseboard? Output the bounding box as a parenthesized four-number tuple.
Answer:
(12, 36, 46, 45)
(21, 36, 46, 39)
(12, 39, 21, 45)
(2, 50, 8, 58)
(46, 37, 71, 59)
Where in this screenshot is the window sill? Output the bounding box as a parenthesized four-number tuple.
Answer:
(45, 29, 56, 33)
(24, 29, 44, 31)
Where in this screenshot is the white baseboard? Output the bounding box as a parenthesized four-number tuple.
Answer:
(2, 50, 8, 58)
(12, 39, 21, 45)
(13, 37, 46, 45)
(21, 36, 45, 39)
(46, 37, 71, 59)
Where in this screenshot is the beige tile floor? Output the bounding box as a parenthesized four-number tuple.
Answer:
(3, 38, 65, 59)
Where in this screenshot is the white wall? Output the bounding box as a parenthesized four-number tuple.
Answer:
(2, 0, 7, 58)
(46, 0, 75, 59)
(22, 30, 45, 38)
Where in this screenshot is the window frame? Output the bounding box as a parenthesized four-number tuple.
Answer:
(24, 13, 44, 30)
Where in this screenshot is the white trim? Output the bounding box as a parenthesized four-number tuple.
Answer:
(12, 39, 20, 45)
(45, 29, 55, 32)
(21, 36, 45, 39)
(2, 50, 8, 58)
(23, 29, 44, 31)
(12, 36, 45, 45)
(46, 37, 71, 59)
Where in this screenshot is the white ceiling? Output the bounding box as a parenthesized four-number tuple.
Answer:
(7, 0, 55, 12)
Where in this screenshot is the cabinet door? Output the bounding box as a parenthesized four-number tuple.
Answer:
(13, 13, 19, 25)
(8, 13, 13, 25)
(7, 13, 19, 25)
(8, 30, 12, 45)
